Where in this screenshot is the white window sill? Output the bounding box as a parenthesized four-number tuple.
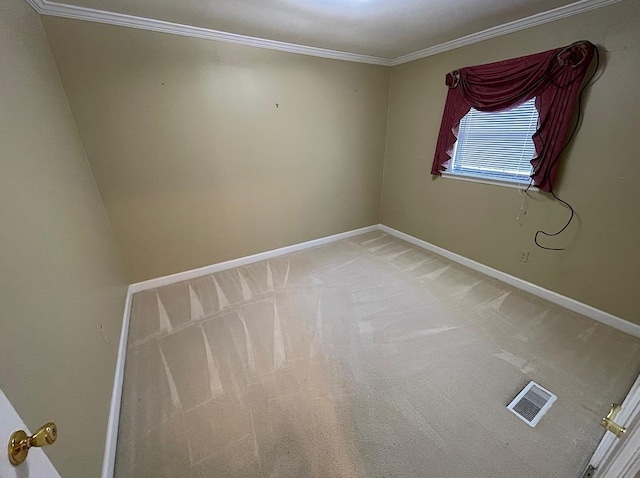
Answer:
(441, 172, 539, 192)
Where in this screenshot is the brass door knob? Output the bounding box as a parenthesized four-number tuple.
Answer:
(8, 422, 57, 466)
(601, 403, 626, 438)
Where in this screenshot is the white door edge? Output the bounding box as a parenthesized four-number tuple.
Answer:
(0, 388, 61, 477)
(588, 372, 640, 476)
(595, 420, 640, 477)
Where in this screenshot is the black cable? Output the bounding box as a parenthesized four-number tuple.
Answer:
(533, 44, 600, 251)
(534, 191, 575, 250)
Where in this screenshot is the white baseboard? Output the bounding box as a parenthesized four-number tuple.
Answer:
(102, 222, 640, 477)
(379, 224, 640, 339)
(129, 225, 379, 293)
(101, 285, 133, 478)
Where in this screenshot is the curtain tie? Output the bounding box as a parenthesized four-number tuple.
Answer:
(557, 41, 590, 68)
(445, 70, 461, 88)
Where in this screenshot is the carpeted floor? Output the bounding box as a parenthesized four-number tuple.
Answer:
(115, 231, 640, 477)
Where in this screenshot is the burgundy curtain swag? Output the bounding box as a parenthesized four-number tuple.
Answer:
(431, 41, 596, 192)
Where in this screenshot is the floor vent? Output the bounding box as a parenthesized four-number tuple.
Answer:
(507, 381, 557, 427)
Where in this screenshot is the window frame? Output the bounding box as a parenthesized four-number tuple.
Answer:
(443, 98, 539, 191)
(441, 170, 539, 191)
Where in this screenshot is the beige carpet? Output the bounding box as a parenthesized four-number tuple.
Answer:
(115, 231, 640, 477)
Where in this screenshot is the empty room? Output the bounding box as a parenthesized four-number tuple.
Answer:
(1, 0, 640, 476)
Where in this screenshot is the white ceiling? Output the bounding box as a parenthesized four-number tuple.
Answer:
(46, 0, 588, 59)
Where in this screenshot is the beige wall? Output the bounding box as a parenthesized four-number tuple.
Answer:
(381, 0, 640, 324)
(2, 1, 637, 474)
(0, 1, 128, 476)
(42, 18, 391, 283)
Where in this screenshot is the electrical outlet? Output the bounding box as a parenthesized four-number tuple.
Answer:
(518, 251, 529, 263)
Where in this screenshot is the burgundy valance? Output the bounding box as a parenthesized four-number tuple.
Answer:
(431, 41, 596, 192)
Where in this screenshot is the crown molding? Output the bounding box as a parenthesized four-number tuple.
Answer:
(391, 0, 623, 66)
(26, 0, 392, 66)
(27, 0, 621, 67)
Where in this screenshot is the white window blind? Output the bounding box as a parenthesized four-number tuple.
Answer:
(450, 97, 539, 184)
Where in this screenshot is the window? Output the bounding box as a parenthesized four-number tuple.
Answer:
(448, 98, 539, 185)
(432, 42, 595, 192)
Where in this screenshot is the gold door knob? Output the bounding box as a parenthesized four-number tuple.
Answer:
(601, 403, 626, 438)
(8, 422, 57, 466)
